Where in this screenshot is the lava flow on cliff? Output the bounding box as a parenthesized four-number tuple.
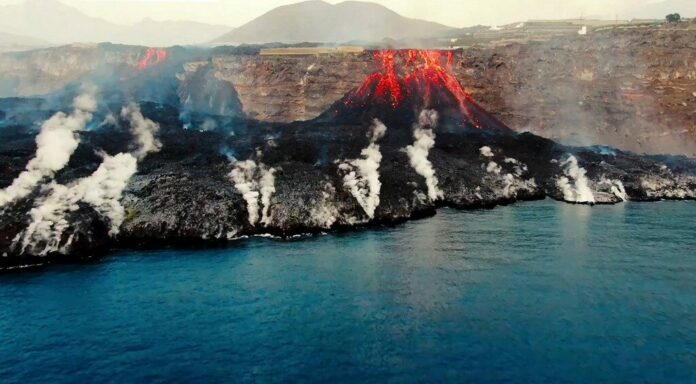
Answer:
(335, 50, 509, 132)
(138, 48, 168, 70)
(118, 47, 170, 85)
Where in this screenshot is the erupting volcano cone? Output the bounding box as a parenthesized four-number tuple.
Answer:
(324, 50, 512, 133)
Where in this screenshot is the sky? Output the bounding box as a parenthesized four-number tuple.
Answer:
(0, 0, 682, 28)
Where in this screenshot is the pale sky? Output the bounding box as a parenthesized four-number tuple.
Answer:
(0, 0, 679, 28)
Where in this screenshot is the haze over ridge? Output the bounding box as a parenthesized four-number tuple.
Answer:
(0, 0, 694, 47)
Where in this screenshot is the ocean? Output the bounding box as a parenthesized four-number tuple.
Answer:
(1, 200, 694, 383)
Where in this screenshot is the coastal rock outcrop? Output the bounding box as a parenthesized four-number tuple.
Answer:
(1, 47, 695, 270)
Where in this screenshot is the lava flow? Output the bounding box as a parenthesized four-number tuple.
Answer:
(345, 50, 481, 128)
(138, 48, 168, 70)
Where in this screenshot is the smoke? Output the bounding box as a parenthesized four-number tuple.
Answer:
(230, 161, 261, 226)
(640, 174, 692, 199)
(16, 101, 163, 256)
(78, 153, 139, 233)
(18, 153, 138, 256)
(611, 182, 628, 202)
(479, 146, 494, 157)
(18, 183, 74, 256)
(338, 119, 387, 219)
(0, 90, 97, 208)
(598, 177, 628, 201)
(229, 160, 276, 226)
(505, 157, 529, 176)
(99, 113, 117, 128)
(230, 161, 260, 225)
(368, 119, 387, 142)
(199, 118, 218, 132)
(505, 30, 696, 155)
(556, 154, 595, 203)
(310, 181, 340, 229)
(486, 161, 502, 175)
(405, 110, 443, 201)
(120, 103, 162, 160)
(73, 92, 98, 112)
(481, 152, 536, 198)
(258, 166, 276, 227)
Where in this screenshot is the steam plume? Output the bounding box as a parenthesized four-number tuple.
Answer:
(18, 153, 138, 256)
(230, 161, 260, 225)
(78, 153, 139, 233)
(598, 177, 628, 201)
(16, 102, 163, 256)
(229, 160, 276, 226)
(479, 146, 494, 158)
(405, 110, 443, 201)
(0, 91, 97, 208)
(338, 119, 387, 219)
(556, 155, 595, 203)
(259, 166, 276, 227)
(120, 103, 162, 159)
(481, 152, 536, 198)
(310, 181, 339, 228)
(486, 161, 502, 175)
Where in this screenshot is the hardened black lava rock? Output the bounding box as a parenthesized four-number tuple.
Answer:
(0, 88, 694, 270)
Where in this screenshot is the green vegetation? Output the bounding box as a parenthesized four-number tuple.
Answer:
(666, 13, 681, 23)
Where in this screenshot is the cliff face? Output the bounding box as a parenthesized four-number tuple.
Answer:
(0, 27, 694, 155)
(0, 44, 143, 96)
(211, 28, 696, 155)
(209, 54, 372, 122)
(1, 44, 695, 270)
(456, 28, 696, 156)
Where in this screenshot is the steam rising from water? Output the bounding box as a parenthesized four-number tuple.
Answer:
(406, 110, 443, 201)
(556, 155, 595, 203)
(259, 166, 276, 226)
(480, 149, 536, 199)
(0, 90, 97, 208)
(16, 102, 162, 256)
(598, 177, 628, 202)
(19, 153, 138, 256)
(311, 181, 339, 228)
(338, 119, 387, 219)
(229, 160, 276, 226)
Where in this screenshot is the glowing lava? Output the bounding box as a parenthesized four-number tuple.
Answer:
(345, 50, 481, 128)
(370, 51, 404, 109)
(138, 48, 168, 70)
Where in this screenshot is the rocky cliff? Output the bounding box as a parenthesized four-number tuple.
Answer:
(1, 48, 695, 270)
(457, 27, 696, 156)
(0, 27, 694, 155)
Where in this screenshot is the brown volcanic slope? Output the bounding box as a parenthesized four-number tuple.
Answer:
(0, 26, 694, 155)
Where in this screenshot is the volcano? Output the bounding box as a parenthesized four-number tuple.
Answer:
(1, 47, 695, 271)
(324, 50, 512, 133)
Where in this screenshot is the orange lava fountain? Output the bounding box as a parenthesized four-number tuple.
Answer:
(345, 50, 481, 128)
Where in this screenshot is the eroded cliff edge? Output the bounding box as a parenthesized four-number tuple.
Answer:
(1, 27, 694, 155)
(0, 40, 695, 270)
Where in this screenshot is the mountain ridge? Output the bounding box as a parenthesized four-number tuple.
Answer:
(0, 0, 232, 46)
(0, 31, 50, 47)
(213, 0, 454, 44)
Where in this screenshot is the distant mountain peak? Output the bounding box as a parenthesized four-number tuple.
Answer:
(0, 0, 232, 46)
(213, 0, 454, 45)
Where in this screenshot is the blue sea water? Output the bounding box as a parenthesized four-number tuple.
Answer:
(1, 200, 695, 383)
